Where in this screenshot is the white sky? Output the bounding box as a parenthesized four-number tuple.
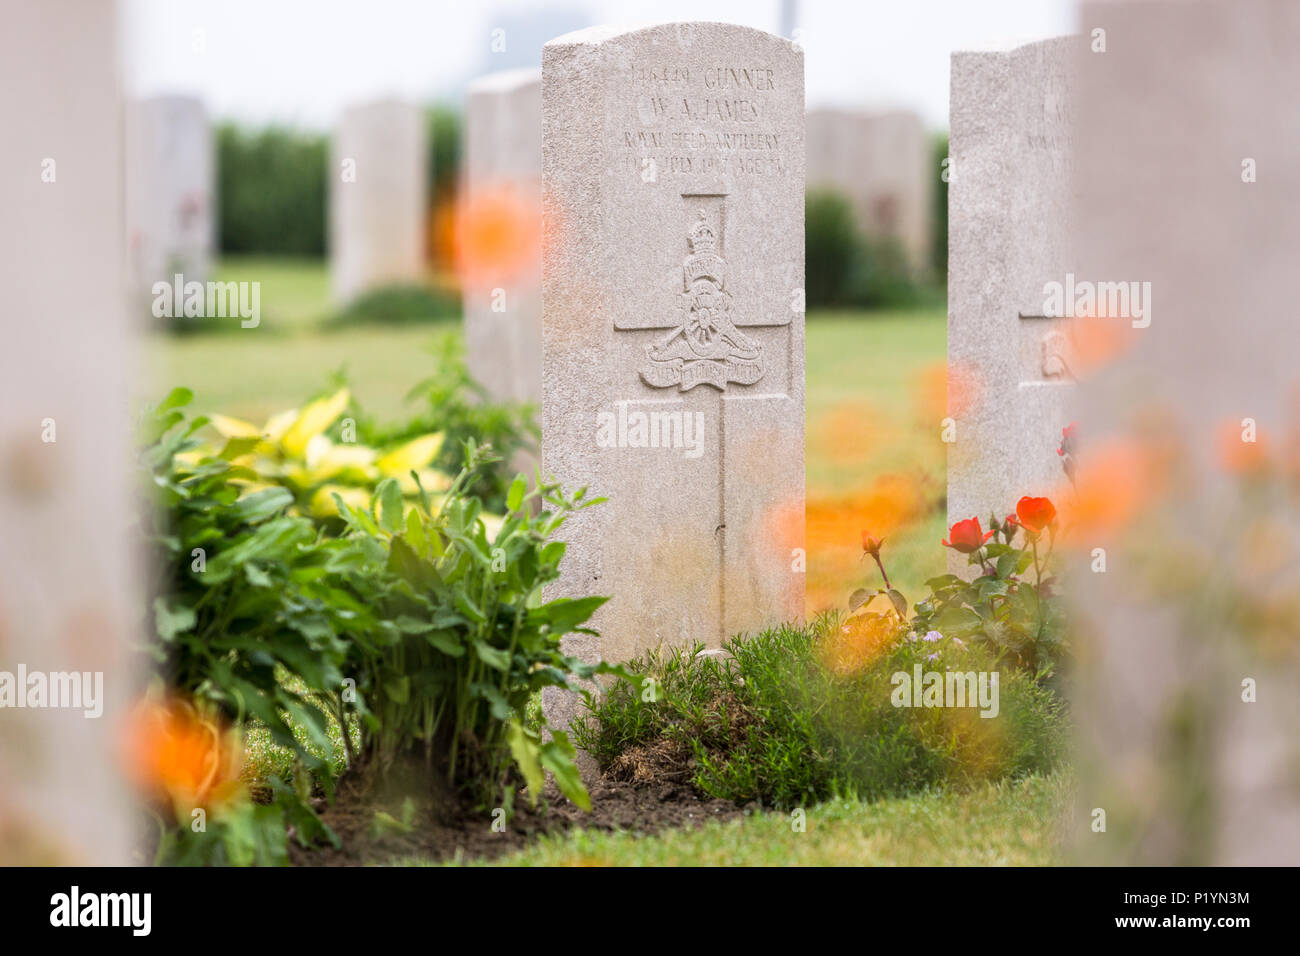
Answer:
(124, 0, 1078, 131)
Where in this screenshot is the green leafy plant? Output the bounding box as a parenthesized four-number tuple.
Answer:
(139, 386, 624, 863)
(141, 388, 370, 793)
(193, 386, 452, 523)
(332, 441, 634, 809)
(911, 501, 1070, 684)
(366, 333, 539, 509)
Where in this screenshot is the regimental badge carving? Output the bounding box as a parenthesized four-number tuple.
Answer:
(640, 210, 765, 392)
(1041, 329, 1077, 381)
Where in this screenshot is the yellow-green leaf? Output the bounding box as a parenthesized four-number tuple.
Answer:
(280, 388, 350, 458)
(209, 413, 262, 439)
(376, 432, 445, 477)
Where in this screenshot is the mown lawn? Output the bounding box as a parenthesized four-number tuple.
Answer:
(412, 772, 1071, 867)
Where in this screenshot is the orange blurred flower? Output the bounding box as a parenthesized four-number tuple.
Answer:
(1015, 496, 1058, 535)
(122, 697, 243, 812)
(1059, 437, 1163, 541)
(454, 183, 541, 287)
(1070, 313, 1138, 377)
(860, 530, 884, 558)
(1216, 419, 1269, 476)
(820, 613, 898, 678)
(859, 474, 924, 539)
(916, 360, 981, 423)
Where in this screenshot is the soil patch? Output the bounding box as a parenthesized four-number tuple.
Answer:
(287, 760, 749, 866)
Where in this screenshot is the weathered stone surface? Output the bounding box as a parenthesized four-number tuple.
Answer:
(947, 36, 1080, 553)
(805, 107, 932, 274)
(125, 95, 214, 309)
(0, 0, 139, 865)
(330, 99, 428, 303)
(462, 69, 543, 412)
(541, 23, 805, 707)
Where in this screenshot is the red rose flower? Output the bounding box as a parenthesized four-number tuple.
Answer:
(1015, 495, 1058, 534)
(942, 517, 994, 553)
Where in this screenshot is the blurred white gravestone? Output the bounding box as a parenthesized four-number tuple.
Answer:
(1071, 0, 1300, 865)
(462, 69, 543, 410)
(330, 99, 428, 303)
(541, 22, 806, 725)
(125, 96, 214, 313)
(947, 37, 1079, 553)
(0, 0, 140, 865)
(805, 108, 932, 275)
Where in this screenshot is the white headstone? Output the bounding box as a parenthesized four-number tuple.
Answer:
(1071, 0, 1300, 865)
(125, 95, 214, 311)
(0, 0, 139, 865)
(541, 23, 806, 705)
(330, 99, 428, 303)
(947, 37, 1079, 550)
(462, 69, 543, 410)
(806, 107, 932, 275)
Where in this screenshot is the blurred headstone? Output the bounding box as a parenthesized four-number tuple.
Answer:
(330, 99, 428, 303)
(805, 108, 932, 275)
(0, 0, 140, 865)
(461, 69, 543, 413)
(947, 37, 1079, 558)
(125, 95, 214, 315)
(541, 23, 806, 734)
(1071, 0, 1300, 865)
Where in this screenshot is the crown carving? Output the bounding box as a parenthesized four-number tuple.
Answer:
(687, 209, 718, 255)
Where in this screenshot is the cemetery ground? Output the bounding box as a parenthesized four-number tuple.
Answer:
(140, 256, 1067, 866)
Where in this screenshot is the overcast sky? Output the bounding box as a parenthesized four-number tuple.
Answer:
(124, 0, 1077, 131)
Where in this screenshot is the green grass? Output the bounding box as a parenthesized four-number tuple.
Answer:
(410, 771, 1071, 866)
(142, 323, 444, 425)
(214, 255, 336, 332)
(804, 309, 948, 612)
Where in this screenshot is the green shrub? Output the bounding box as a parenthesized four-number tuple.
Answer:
(805, 190, 860, 308)
(362, 333, 538, 510)
(337, 445, 633, 810)
(326, 283, 460, 328)
(932, 132, 949, 280)
(139, 386, 620, 863)
(574, 616, 1066, 810)
(428, 105, 461, 205)
(217, 125, 328, 256)
(805, 188, 935, 310)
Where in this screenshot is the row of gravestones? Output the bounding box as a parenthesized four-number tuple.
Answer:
(125, 92, 931, 315)
(122, 95, 427, 306)
(8, 6, 1296, 863)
